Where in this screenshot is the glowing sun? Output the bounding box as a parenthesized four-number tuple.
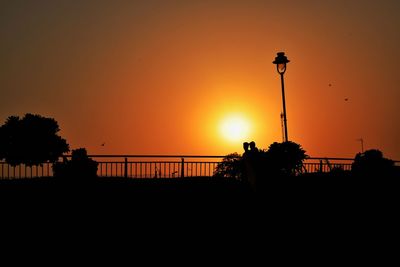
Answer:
(219, 114, 251, 142)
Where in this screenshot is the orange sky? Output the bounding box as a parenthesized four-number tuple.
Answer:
(1, 0, 399, 159)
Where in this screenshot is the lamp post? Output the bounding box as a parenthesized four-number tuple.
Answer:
(273, 52, 290, 142)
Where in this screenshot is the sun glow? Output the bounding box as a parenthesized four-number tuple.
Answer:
(219, 114, 251, 142)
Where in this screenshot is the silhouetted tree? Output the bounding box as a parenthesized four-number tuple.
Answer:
(213, 153, 242, 179)
(0, 114, 69, 166)
(263, 141, 307, 176)
(53, 148, 98, 179)
(352, 149, 394, 177)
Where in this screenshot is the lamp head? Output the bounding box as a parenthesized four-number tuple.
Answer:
(273, 52, 290, 74)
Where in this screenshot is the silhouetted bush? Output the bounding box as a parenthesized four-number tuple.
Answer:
(53, 148, 98, 179)
(214, 141, 308, 181)
(263, 141, 307, 176)
(213, 153, 242, 179)
(352, 149, 395, 177)
(0, 114, 69, 166)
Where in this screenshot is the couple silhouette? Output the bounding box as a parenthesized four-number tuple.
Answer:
(243, 141, 258, 157)
(242, 141, 259, 190)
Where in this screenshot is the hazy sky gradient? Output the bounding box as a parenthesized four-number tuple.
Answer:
(1, 0, 399, 159)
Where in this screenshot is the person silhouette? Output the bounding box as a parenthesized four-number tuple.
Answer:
(247, 141, 259, 191)
(249, 141, 258, 154)
(243, 142, 250, 157)
(241, 142, 250, 183)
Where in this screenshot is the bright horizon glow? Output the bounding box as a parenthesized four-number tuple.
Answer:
(219, 114, 251, 143)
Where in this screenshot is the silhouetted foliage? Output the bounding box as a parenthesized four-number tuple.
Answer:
(213, 153, 242, 179)
(263, 141, 307, 176)
(53, 148, 98, 179)
(214, 141, 308, 182)
(0, 114, 69, 166)
(352, 149, 394, 177)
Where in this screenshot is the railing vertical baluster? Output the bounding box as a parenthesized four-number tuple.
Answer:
(163, 162, 165, 178)
(124, 157, 128, 178)
(135, 162, 137, 178)
(199, 162, 202, 176)
(181, 158, 185, 178)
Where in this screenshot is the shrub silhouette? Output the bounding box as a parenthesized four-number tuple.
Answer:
(0, 114, 69, 166)
(213, 153, 242, 179)
(214, 141, 307, 180)
(263, 141, 307, 176)
(53, 148, 98, 179)
(352, 149, 394, 177)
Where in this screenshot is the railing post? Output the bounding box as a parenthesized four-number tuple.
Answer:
(124, 157, 128, 178)
(181, 158, 185, 178)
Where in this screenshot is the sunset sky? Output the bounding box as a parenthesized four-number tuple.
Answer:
(1, 0, 399, 159)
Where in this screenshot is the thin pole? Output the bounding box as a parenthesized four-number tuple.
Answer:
(280, 73, 288, 142)
(280, 112, 285, 142)
(181, 158, 185, 178)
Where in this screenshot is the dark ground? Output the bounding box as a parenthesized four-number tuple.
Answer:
(1, 175, 398, 219)
(1, 175, 398, 263)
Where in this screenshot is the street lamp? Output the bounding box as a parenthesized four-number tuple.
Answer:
(273, 52, 290, 142)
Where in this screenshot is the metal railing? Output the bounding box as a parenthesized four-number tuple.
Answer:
(1, 155, 399, 180)
(0, 162, 53, 179)
(303, 157, 354, 173)
(0, 155, 225, 179)
(92, 155, 224, 178)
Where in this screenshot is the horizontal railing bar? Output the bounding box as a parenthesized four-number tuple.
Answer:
(61, 155, 226, 159)
(306, 157, 354, 161)
(96, 161, 220, 164)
